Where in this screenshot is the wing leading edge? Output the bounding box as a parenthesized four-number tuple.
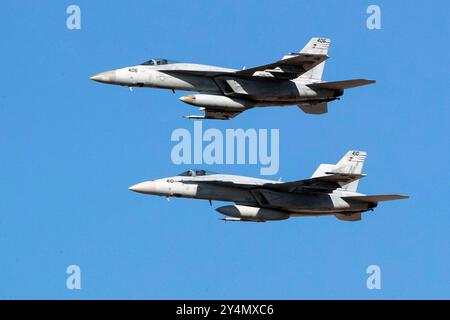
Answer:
(196, 172, 365, 193)
(235, 53, 328, 79)
(263, 172, 366, 192)
(234, 37, 331, 79)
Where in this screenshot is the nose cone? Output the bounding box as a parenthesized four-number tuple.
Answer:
(90, 70, 117, 84)
(128, 181, 156, 194)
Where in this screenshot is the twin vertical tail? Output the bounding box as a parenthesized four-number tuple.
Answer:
(298, 37, 331, 81)
(312, 150, 367, 192)
(335, 151, 367, 192)
(297, 38, 376, 90)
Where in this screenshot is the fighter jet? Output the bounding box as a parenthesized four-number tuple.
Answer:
(91, 37, 375, 120)
(129, 151, 408, 222)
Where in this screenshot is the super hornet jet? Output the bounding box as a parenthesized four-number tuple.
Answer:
(129, 151, 408, 222)
(91, 37, 375, 120)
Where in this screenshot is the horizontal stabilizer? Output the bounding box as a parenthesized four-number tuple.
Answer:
(335, 212, 362, 222)
(308, 79, 376, 90)
(343, 195, 409, 202)
(298, 102, 328, 115)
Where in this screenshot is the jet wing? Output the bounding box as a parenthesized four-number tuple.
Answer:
(162, 69, 235, 77)
(195, 172, 365, 192)
(158, 64, 237, 77)
(263, 173, 366, 192)
(162, 55, 328, 80)
(234, 53, 328, 79)
(190, 173, 363, 192)
(190, 176, 272, 189)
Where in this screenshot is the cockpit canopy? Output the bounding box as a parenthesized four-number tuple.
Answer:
(140, 58, 179, 66)
(178, 170, 217, 177)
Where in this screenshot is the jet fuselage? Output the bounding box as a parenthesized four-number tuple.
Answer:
(128, 151, 408, 222)
(129, 174, 372, 215)
(91, 38, 375, 119)
(91, 63, 341, 106)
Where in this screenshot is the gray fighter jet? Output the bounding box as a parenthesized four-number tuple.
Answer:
(129, 151, 408, 222)
(91, 37, 375, 120)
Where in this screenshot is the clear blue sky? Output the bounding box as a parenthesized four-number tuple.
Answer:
(0, 0, 449, 299)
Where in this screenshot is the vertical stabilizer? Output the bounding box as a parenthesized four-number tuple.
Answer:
(298, 37, 331, 81)
(311, 151, 367, 192)
(335, 151, 367, 192)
